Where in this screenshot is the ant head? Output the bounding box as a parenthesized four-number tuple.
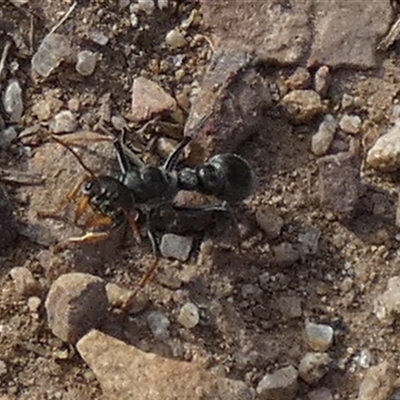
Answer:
(83, 178, 103, 196)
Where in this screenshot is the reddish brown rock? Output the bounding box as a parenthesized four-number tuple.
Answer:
(184, 50, 272, 161)
(308, 1, 392, 69)
(77, 330, 255, 400)
(200, 0, 311, 65)
(131, 77, 176, 122)
(45, 273, 108, 344)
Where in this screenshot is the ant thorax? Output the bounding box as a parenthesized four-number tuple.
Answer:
(120, 166, 179, 206)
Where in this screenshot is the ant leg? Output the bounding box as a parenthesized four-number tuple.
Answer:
(130, 257, 160, 299)
(97, 124, 145, 172)
(114, 139, 144, 174)
(36, 177, 86, 219)
(163, 136, 192, 172)
(123, 209, 142, 243)
(54, 231, 111, 251)
(129, 212, 160, 300)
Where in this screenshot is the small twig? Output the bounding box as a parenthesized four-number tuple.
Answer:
(0, 41, 11, 87)
(49, 1, 77, 35)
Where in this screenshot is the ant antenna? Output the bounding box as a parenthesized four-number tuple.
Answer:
(51, 135, 97, 179)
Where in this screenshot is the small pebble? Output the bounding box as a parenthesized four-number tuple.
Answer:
(165, 29, 187, 49)
(286, 67, 311, 90)
(3, 80, 23, 122)
(76, 50, 97, 76)
(106, 282, 146, 313)
(311, 114, 337, 156)
(256, 365, 299, 400)
(50, 110, 77, 133)
(339, 114, 362, 134)
(130, 11, 139, 28)
(241, 284, 262, 300)
(32, 96, 63, 121)
(366, 122, 400, 171)
(0, 360, 7, 376)
(89, 31, 109, 46)
(160, 234, 193, 261)
(314, 65, 331, 97)
(308, 387, 333, 400)
(374, 277, 400, 321)
(356, 349, 374, 369)
(157, 0, 169, 9)
(298, 352, 331, 384)
(305, 322, 334, 351)
(177, 302, 200, 329)
(281, 90, 324, 122)
(137, 0, 155, 14)
(27, 296, 42, 313)
(9, 267, 40, 297)
(255, 206, 284, 239)
(67, 98, 80, 112)
(31, 33, 72, 77)
(278, 296, 302, 319)
(298, 226, 321, 255)
(272, 242, 300, 267)
(147, 311, 170, 339)
(0, 127, 18, 149)
(341, 93, 354, 110)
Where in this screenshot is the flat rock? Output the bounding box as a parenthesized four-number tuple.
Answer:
(256, 365, 299, 400)
(366, 122, 400, 171)
(184, 50, 271, 160)
(77, 329, 255, 400)
(200, 0, 311, 65)
(317, 140, 361, 219)
(357, 361, 396, 400)
(0, 185, 17, 252)
(45, 273, 108, 343)
(131, 77, 176, 122)
(25, 131, 123, 267)
(308, 1, 392, 69)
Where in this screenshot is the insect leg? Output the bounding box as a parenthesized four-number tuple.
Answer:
(163, 136, 192, 172)
(36, 177, 87, 220)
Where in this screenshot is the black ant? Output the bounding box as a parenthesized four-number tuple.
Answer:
(39, 124, 255, 293)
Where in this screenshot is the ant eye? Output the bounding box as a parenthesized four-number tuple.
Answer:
(84, 180, 94, 193)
